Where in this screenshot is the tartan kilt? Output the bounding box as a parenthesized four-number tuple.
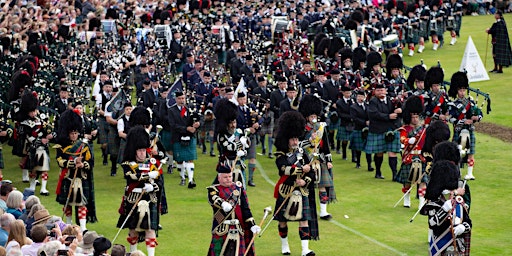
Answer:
(274, 192, 311, 222)
(406, 31, 420, 45)
(246, 136, 257, 159)
(317, 163, 334, 188)
(452, 130, 476, 155)
(160, 130, 172, 152)
(349, 130, 366, 151)
(419, 20, 430, 38)
(336, 125, 352, 141)
(97, 117, 109, 144)
(395, 161, 428, 185)
(117, 198, 158, 231)
(327, 119, 340, 131)
(259, 123, 273, 135)
(107, 125, 120, 156)
(172, 137, 197, 162)
(56, 177, 90, 206)
(208, 229, 252, 256)
(364, 131, 401, 154)
(0, 148, 4, 169)
(117, 139, 127, 164)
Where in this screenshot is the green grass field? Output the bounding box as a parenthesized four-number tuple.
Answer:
(2, 14, 512, 256)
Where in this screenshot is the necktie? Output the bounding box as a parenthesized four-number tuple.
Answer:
(155, 90, 159, 98)
(281, 91, 285, 98)
(63, 99, 67, 105)
(180, 106, 187, 117)
(360, 104, 365, 110)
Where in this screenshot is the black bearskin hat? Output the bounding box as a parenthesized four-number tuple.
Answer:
(123, 126, 150, 162)
(406, 64, 426, 90)
(433, 141, 461, 164)
(352, 47, 367, 70)
(429, 0, 442, 9)
(422, 120, 450, 154)
(350, 10, 364, 23)
(214, 98, 238, 134)
(386, 54, 403, 71)
(406, 3, 417, 14)
(130, 107, 151, 127)
(340, 47, 353, 62)
(396, 1, 407, 13)
(402, 95, 424, 124)
(314, 36, 331, 56)
(274, 111, 306, 152)
(11, 69, 33, 90)
(299, 94, 323, 119)
(424, 67, 444, 91)
(313, 33, 327, 51)
(28, 44, 43, 59)
(344, 19, 358, 30)
(15, 56, 38, 77)
(17, 91, 39, 122)
(448, 71, 469, 98)
(328, 37, 345, 58)
(0, 36, 10, 51)
(425, 160, 460, 200)
(57, 109, 83, 145)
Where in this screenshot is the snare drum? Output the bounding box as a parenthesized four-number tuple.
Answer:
(373, 40, 383, 51)
(382, 34, 399, 50)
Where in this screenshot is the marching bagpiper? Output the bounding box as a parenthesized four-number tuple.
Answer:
(446, 0, 464, 45)
(424, 66, 449, 124)
(429, 0, 446, 51)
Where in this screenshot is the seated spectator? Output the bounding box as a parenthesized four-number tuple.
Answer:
(110, 244, 125, 256)
(5, 191, 24, 219)
(93, 237, 111, 256)
(0, 184, 13, 212)
(0, 213, 15, 247)
(21, 225, 48, 256)
(77, 231, 99, 255)
(24, 204, 45, 238)
(18, 196, 40, 223)
(131, 250, 146, 256)
(5, 220, 32, 253)
(37, 241, 64, 256)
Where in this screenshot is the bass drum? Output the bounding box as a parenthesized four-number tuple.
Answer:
(382, 34, 399, 50)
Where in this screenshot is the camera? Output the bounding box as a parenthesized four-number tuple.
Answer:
(57, 249, 68, 256)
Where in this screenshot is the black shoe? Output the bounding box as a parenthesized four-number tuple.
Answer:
(180, 179, 185, 186)
(39, 191, 50, 196)
(320, 214, 332, 220)
(210, 152, 216, 157)
(268, 153, 274, 159)
(375, 175, 385, 179)
(167, 165, 174, 174)
(355, 164, 361, 169)
(248, 181, 256, 187)
(304, 251, 316, 256)
(103, 155, 108, 166)
(188, 180, 196, 188)
(202, 151, 207, 154)
(158, 224, 163, 230)
(497, 70, 503, 73)
(490, 69, 498, 73)
(110, 172, 116, 177)
(36, 180, 40, 186)
(368, 167, 375, 172)
(352, 157, 357, 163)
(262, 149, 266, 155)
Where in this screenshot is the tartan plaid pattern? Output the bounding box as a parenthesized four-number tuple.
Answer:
(56, 176, 91, 206)
(327, 119, 339, 131)
(452, 130, 476, 155)
(395, 160, 428, 184)
(336, 126, 352, 141)
(349, 130, 366, 151)
(160, 130, 172, 152)
(107, 126, 120, 156)
(406, 30, 420, 45)
(97, 117, 109, 144)
(364, 131, 401, 154)
(117, 139, 127, 164)
(274, 193, 311, 222)
(317, 163, 334, 188)
(0, 148, 4, 169)
(117, 199, 159, 231)
(491, 20, 512, 66)
(172, 137, 198, 162)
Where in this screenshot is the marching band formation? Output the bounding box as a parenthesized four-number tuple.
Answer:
(0, 0, 499, 255)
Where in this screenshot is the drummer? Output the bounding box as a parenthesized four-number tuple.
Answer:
(383, 34, 400, 59)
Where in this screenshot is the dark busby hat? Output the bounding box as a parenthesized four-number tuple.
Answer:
(353, 47, 367, 67)
(286, 86, 297, 91)
(274, 111, 306, 152)
(203, 71, 211, 77)
(356, 90, 366, 96)
(175, 91, 184, 97)
(216, 162, 231, 173)
(18, 92, 39, 121)
(214, 98, 238, 134)
(339, 47, 353, 62)
(429, 0, 442, 8)
(386, 54, 403, 70)
(257, 76, 266, 82)
(406, 64, 427, 90)
(341, 86, 352, 92)
(314, 34, 331, 56)
(448, 71, 469, 98)
(299, 94, 323, 118)
(237, 92, 246, 98)
(425, 159, 460, 200)
(123, 126, 150, 162)
(11, 69, 33, 91)
(402, 95, 424, 124)
(130, 107, 151, 127)
(424, 67, 444, 91)
(57, 109, 83, 145)
(433, 141, 461, 164)
(406, 3, 417, 14)
(350, 10, 364, 23)
(366, 51, 382, 68)
(330, 69, 341, 75)
(277, 76, 288, 82)
(422, 120, 450, 154)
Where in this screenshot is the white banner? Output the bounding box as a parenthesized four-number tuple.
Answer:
(459, 36, 490, 82)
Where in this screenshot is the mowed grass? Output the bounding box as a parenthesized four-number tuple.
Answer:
(1, 14, 512, 255)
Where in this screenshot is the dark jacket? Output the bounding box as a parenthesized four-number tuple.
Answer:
(367, 96, 399, 133)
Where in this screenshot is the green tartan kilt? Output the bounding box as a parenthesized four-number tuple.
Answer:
(107, 125, 120, 156)
(0, 148, 4, 169)
(172, 137, 197, 162)
(327, 119, 339, 131)
(317, 163, 334, 188)
(56, 177, 90, 206)
(364, 131, 401, 154)
(117, 139, 126, 164)
(160, 130, 172, 151)
(395, 161, 428, 184)
(452, 129, 476, 155)
(349, 130, 366, 151)
(117, 198, 158, 231)
(406, 31, 420, 45)
(97, 118, 109, 144)
(336, 126, 352, 141)
(274, 192, 311, 222)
